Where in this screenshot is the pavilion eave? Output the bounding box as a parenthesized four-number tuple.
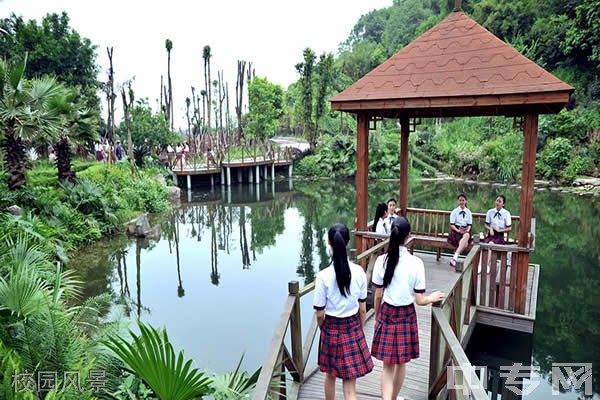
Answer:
(330, 90, 573, 118)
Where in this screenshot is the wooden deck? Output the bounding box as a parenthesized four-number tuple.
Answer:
(295, 252, 538, 400)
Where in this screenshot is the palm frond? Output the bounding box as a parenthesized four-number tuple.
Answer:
(104, 321, 213, 400)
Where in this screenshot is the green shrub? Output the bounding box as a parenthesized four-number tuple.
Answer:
(539, 137, 574, 179)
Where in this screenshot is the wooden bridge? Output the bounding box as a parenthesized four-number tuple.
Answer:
(252, 223, 539, 400)
(169, 141, 294, 189)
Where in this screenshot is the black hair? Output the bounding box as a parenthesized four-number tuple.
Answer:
(372, 203, 388, 232)
(328, 223, 351, 297)
(457, 193, 467, 200)
(387, 198, 397, 205)
(497, 194, 506, 205)
(383, 217, 411, 288)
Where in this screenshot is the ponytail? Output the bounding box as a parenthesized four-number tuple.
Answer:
(328, 223, 351, 297)
(372, 203, 388, 232)
(383, 217, 411, 287)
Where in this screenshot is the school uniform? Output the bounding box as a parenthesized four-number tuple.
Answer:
(483, 208, 511, 244)
(313, 261, 374, 379)
(448, 206, 473, 248)
(371, 247, 425, 364)
(375, 218, 390, 235)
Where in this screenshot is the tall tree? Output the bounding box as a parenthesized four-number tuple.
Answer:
(295, 48, 316, 149)
(202, 45, 213, 149)
(314, 53, 335, 138)
(165, 39, 174, 129)
(120, 80, 135, 174)
(235, 60, 247, 140)
(0, 12, 100, 111)
(100, 47, 116, 144)
(246, 77, 283, 139)
(0, 56, 63, 190)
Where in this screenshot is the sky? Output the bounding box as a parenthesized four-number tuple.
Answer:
(1, 0, 391, 130)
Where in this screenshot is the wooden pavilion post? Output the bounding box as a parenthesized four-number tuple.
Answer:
(515, 112, 538, 314)
(355, 113, 369, 257)
(399, 117, 410, 216)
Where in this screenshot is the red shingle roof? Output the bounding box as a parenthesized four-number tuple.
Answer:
(331, 11, 573, 114)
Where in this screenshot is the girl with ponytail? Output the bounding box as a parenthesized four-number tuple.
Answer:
(371, 217, 445, 400)
(313, 223, 374, 399)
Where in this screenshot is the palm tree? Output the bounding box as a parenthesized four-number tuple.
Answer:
(50, 88, 99, 182)
(203, 45, 212, 149)
(165, 39, 174, 129)
(0, 55, 63, 190)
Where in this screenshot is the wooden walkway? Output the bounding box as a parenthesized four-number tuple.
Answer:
(296, 252, 538, 400)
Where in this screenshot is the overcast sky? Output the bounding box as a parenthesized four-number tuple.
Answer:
(1, 0, 391, 129)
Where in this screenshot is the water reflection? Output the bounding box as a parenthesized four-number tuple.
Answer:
(68, 180, 599, 395)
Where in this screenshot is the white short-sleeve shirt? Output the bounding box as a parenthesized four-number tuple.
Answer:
(371, 247, 426, 306)
(450, 206, 472, 227)
(313, 261, 368, 318)
(375, 218, 390, 235)
(485, 208, 512, 230)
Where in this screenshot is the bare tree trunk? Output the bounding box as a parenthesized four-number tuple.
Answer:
(225, 82, 231, 146)
(160, 75, 164, 113)
(235, 60, 246, 141)
(217, 70, 226, 148)
(121, 81, 135, 175)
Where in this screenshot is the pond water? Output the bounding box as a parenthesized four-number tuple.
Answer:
(69, 178, 599, 399)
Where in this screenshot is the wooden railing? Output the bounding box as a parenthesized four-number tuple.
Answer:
(429, 244, 487, 400)
(169, 140, 294, 172)
(406, 207, 521, 244)
(428, 239, 534, 399)
(252, 238, 390, 400)
(476, 242, 533, 314)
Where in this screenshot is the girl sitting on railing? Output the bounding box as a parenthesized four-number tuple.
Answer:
(371, 217, 445, 400)
(313, 223, 374, 400)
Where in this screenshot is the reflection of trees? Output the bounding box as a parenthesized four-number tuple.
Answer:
(528, 193, 600, 397)
(209, 204, 220, 286)
(250, 200, 286, 253)
(297, 216, 314, 284)
(240, 206, 251, 268)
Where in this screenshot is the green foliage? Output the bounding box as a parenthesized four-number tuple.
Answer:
(246, 77, 284, 139)
(117, 98, 179, 159)
(210, 355, 260, 400)
(0, 12, 100, 110)
(483, 130, 523, 182)
(381, 0, 433, 55)
(538, 137, 574, 180)
(105, 321, 213, 400)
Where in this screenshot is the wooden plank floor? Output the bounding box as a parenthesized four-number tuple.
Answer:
(297, 252, 460, 400)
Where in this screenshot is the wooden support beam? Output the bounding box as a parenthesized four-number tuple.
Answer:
(356, 113, 370, 255)
(399, 117, 410, 216)
(516, 112, 538, 313)
(288, 281, 304, 381)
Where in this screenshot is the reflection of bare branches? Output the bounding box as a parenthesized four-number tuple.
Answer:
(175, 210, 184, 297)
(209, 205, 220, 286)
(240, 206, 251, 269)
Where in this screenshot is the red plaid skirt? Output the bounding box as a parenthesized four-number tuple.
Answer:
(371, 302, 420, 364)
(448, 228, 470, 248)
(318, 313, 374, 379)
(483, 231, 505, 244)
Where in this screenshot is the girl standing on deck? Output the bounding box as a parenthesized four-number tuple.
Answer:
(373, 202, 390, 235)
(314, 223, 374, 400)
(371, 217, 445, 400)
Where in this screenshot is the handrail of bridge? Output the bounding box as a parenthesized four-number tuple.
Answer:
(169, 139, 294, 173)
(252, 236, 392, 400)
(428, 244, 488, 400)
